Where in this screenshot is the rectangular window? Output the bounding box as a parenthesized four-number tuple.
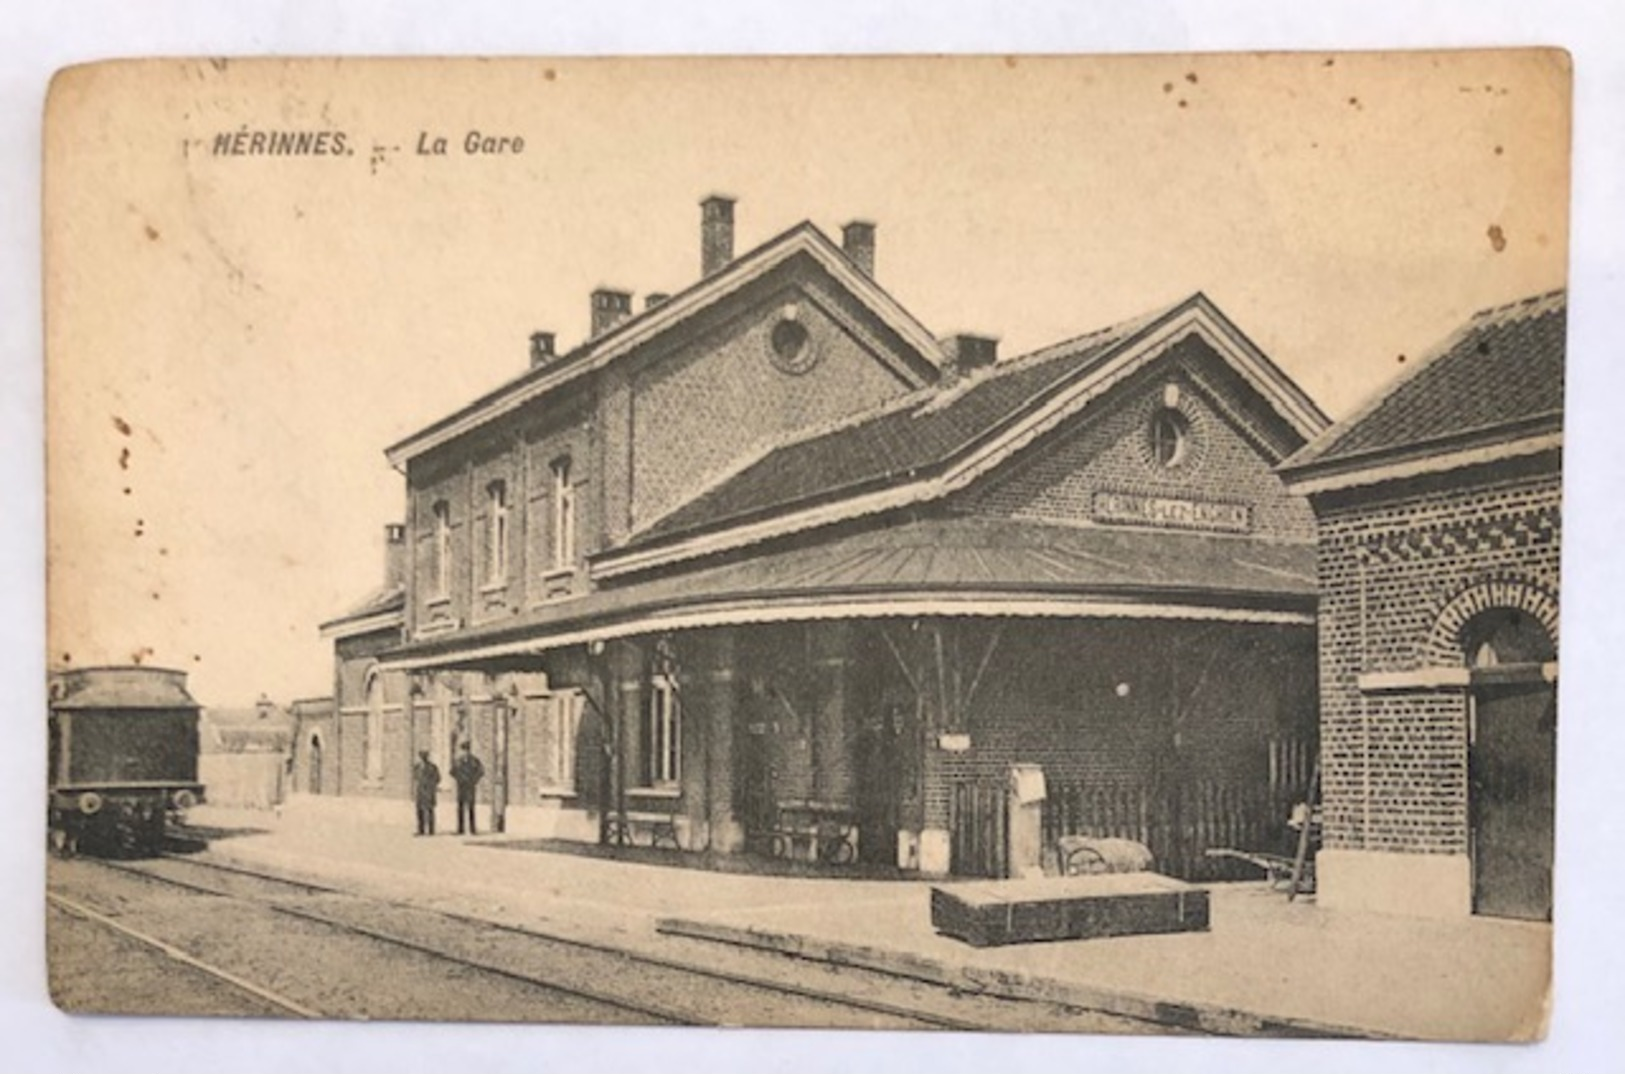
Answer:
(550, 457, 575, 570)
(535, 691, 582, 793)
(486, 480, 508, 585)
(432, 500, 452, 598)
(644, 676, 680, 786)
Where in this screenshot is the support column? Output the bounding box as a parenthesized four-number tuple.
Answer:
(703, 631, 741, 852)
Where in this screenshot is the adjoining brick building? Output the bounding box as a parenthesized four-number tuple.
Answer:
(1280, 291, 1564, 920)
(318, 197, 1333, 878)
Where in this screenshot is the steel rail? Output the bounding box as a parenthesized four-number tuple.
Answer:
(47, 892, 322, 1019)
(117, 853, 996, 1031)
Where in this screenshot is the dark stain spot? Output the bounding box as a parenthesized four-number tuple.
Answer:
(1178, 99, 1188, 109)
(1003, 55, 1018, 69)
(1184, 72, 1198, 84)
(1536, 232, 1550, 247)
(209, 58, 228, 73)
(112, 416, 132, 436)
(144, 224, 159, 242)
(123, 486, 131, 496)
(543, 68, 556, 82)
(130, 646, 153, 666)
(150, 591, 160, 601)
(159, 547, 170, 557)
(1347, 96, 1361, 109)
(193, 654, 202, 662)
(62, 652, 71, 663)
(1487, 224, 1507, 253)
(1162, 81, 1173, 94)
(118, 447, 131, 470)
(1323, 58, 1335, 67)
(1494, 145, 1504, 156)
(1397, 353, 1407, 364)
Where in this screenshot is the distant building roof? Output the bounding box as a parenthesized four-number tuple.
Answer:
(200, 703, 295, 754)
(1282, 290, 1565, 484)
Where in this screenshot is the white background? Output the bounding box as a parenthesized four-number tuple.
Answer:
(4, 3, 1622, 1071)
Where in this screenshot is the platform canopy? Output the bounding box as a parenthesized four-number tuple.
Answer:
(381, 516, 1315, 672)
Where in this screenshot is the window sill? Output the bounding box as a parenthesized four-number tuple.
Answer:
(540, 565, 577, 582)
(478, 580, 509, 595)
(628, 785, 681, 799)
(426, 594, 452, 608)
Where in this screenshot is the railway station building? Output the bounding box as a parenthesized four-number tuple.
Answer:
(1279, 290, 1564, 920)
(317, 197, 1331, 878)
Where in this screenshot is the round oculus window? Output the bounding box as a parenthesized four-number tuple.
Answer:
(768, 318, 819, 374)
(1148, 408, 1191, 468)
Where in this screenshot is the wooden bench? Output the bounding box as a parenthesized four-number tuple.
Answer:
(769, 799, 857, 864)
(605, 809, 680, 849)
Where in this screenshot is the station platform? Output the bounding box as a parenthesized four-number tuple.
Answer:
(178, 796, 1550, 1041)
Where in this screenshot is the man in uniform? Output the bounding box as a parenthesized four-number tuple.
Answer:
(412, 749, 440, 835)
(451, 741, 485, 835)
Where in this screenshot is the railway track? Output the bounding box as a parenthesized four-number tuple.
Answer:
(47, 893, 319, 1018)
(69, 854, 1011, 1030)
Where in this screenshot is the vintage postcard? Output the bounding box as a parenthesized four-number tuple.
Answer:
(44, 52, 1569, 1041)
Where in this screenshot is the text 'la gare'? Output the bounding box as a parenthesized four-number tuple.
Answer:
(416, 130, 526, 156)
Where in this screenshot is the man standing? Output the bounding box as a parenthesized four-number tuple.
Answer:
(451, 741, 485, 836)
(412, 749, 440, 836)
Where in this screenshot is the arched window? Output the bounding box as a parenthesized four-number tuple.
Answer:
(1461, 607, 1556, 669)
(364, 670, 385, 783)
(432, 500, 452, 598)
(1148, 408, 1191, 468)
(485, 480, 508, 584)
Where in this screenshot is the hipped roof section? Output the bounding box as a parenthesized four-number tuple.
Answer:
(1281, 290, 1565, 482)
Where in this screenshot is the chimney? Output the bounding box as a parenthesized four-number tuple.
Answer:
(841, 221, 876, 277)
(528, 331, 556, 368)
(589, 288, 633, 338)
(645, 293, 670, 311)
(701, 195, 736, 277)
(255, 693, 275, 721)
(384, 522, 407, 589)
(940, 334, 999, 383)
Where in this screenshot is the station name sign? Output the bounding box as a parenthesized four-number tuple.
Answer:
(1092, 491, 1251, 533)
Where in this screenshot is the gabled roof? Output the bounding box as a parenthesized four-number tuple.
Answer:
(383, 221, 946, 469)
(1281, 290, 1565, 488)
(382, 516, 1316, 671)
(594, 293, 1329, 580)
(319, 584, 404, 638)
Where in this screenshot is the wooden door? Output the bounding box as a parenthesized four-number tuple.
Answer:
(1471, 681, 1556, 921)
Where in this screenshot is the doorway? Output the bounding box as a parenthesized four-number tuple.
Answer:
(1464, 607, 1556, 921)
(308, 732, 324, 796)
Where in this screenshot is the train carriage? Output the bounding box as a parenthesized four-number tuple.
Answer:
(48, 666, 204, 855)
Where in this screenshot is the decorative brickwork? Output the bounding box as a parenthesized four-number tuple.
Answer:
(1312, 467, 1560, 856)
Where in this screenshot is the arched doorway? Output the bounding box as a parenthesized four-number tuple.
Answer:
(308, 732, 324, 796)
(1464, 606, 1556, 921)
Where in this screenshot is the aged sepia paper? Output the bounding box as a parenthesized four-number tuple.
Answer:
(43, 52, 1570, 1046)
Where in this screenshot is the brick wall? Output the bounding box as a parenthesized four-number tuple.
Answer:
(628, 280, 917, 533)
(1312, 460, 1561, 855)
(959, 360, 1317, 542)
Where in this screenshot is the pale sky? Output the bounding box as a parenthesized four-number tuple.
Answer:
(44, 52, 1570, 706)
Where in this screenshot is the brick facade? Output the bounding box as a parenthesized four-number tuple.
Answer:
(1311, 460, 1560, 858)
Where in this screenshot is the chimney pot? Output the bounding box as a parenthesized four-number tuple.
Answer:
(589, 288, 633, 338)
(701, 195, 736, 277)
(841, 221, 876, 277)
(940, 334, 999, 383)
(384, 522, 408, 589)
(528, 331, 556, 368)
